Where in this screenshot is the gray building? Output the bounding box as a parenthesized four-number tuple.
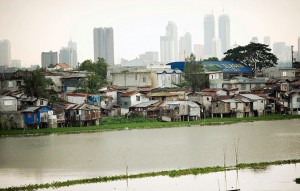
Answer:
(59, 40, 78, 69)
(179, 32, 192, 61)
(218, 14, 230, 53)
(41, 51, 58, 68)
(263, 67, 296, 80)
(204, 14, 215, 57)
(160, 21, 178, 63)
(93, 27, 114, 65)
(11, 60, 21, 68)
(139, 51, 159, 62)
(0, 39, 11, 67)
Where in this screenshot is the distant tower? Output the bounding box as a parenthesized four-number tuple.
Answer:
(0, 39, 11, 67)
(212, 38, 223, 60)
(160, 21, 178, 63)
(179, 32, 192, 60)
(41, 51, 58, 68)
(218, 14, 230, 53)
(93, 27, 115, 65)
(251, 37, 259, 43)
(263, 36, 271, 47)
(193, 44, 204, 60)
(59, 39, 78, 69)
(204, 14, 215, 57)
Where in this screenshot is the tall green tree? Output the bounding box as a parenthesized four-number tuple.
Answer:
(21, 70, 53, 98)
(223, 42, 278, 70)
(79, 58, 108, 82)
(183, 54, 208, 92)
(76, 73, 102, 94)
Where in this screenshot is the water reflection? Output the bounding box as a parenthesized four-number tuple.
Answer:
(41, 164, 300, 191)
(0, 119, 300, 188)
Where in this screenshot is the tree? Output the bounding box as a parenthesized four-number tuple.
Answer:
(76, 73, 102, 94)
(203, 57, 219, 61)
(21, 70, 53, 98)
(78, 58, 108, 90)
(183, 54, 208, 92)
(223, 42, 278, 71)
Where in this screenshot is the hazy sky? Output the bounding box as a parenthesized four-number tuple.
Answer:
(0, 0, 300, 67)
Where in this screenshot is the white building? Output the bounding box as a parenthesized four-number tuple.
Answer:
(179, 32, 192, 61)
(93, 27, 114, 65)
(218, 14, 230, 53)
(160, 21, 178, 63)
(193, 44, 204, 60)
(59, 40, 78, 69)
(11, 60, 21, 68)
(204, 14, 215, 57)
(212, 38, 223, 60)
(41, 51, 58, 68)
(273, 42, 292, 65)
(251, 37, 259, 43)
(0, 39, 11, 67)
(139, 51, 159, 62)
(263, 36, 271, 47)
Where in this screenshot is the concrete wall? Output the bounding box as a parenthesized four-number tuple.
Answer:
(0, 96, 17, 111)
(0, 111, 24, 129)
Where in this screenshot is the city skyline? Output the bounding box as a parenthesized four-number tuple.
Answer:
(1, 0, 300, 66)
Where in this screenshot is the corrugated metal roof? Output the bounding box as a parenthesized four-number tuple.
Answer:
(0, 96, 17, 100)
(240, 94, 265, 100)
(161, 101, 200, 108)
(22, 107, 40, 112)
(130, 100, 159, 108)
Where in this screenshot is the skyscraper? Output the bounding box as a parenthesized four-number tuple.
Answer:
(0, 39, 11, 67)
(160, 21, 178, 63)
(59, 39, 78, 68)
(263, 36, 271, 47)
(179, 32, 192, 60)
(204, 14, 215, 57)
(139, 51, 159, 62)
(41, 51, 58, 68)
(212, 37, 223, 60)
(193, 44, 204, 60)
(93, 27, 114, 65)
(218, 14, 230, 53)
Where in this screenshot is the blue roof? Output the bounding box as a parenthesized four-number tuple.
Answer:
(167, 61, 253, 74)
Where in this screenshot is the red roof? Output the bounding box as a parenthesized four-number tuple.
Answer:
(55, 63, 71, 68)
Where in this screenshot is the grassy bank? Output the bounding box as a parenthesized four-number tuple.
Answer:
(1, 114, 300, 137)
(1, 159, 300, 191)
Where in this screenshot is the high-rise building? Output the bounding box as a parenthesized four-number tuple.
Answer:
(41, 51, 58, 68)
(139, 51, 159, 62)
(93, 27, 114, 65)
(273, 42, 291, 65)
(0, 39, 11, 67)
(212, 38, 223, 60)
(11, 60, 21, 68)
(251, 37, 259, 43)
(298, 37, 300, 61)
(263, 36, 271, 46)
(179, 32, 192, 61)
(193, 44, 204, 60)
(160, 21, 178, 63)
(59, 39, 78, 69)
(204, 14, 215, 57)
(218, 14, 230, 53)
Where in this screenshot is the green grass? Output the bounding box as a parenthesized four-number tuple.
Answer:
(1, 114, 300, 137)
(1, 159, 300, 191)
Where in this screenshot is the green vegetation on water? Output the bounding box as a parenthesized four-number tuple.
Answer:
(1, 114, 300, 137)
(295, 178, 300, 184)
(1, 159, 300, 191)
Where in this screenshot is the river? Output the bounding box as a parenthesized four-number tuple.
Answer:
(0, 119, 300, 189)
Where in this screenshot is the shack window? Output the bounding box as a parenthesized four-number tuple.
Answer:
(124, 101, 128, 106)
(297, 97, 300, 102)
(28, 113, 32, 118)
(136, 96, 140, 101)
(4, 100, 13, 106)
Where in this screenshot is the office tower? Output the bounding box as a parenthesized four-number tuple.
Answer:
(11, 60, 21, 68)
(179, 32, 192, 61)
(251, 37, 259, 43)
(59, 39, 78, 69)
(298, 37, 300, 61)
(93, 27, 114, 65)
(204, 14, 215, 57)
(212, 38, 223, 60)
(0, 39, 11, 67)
(139, 51, 159, 62)
(160, 21, 178, 63)
(41, 51, 58, 68)
(263, 36, 271, 46)
(273, 42, 291, 64)
(193, 44, 204, 60)
(218, 14, 230, 53)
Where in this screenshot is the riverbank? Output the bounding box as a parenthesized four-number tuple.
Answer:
(1, 159, 299, 191)
(1, 114, 300, 137)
